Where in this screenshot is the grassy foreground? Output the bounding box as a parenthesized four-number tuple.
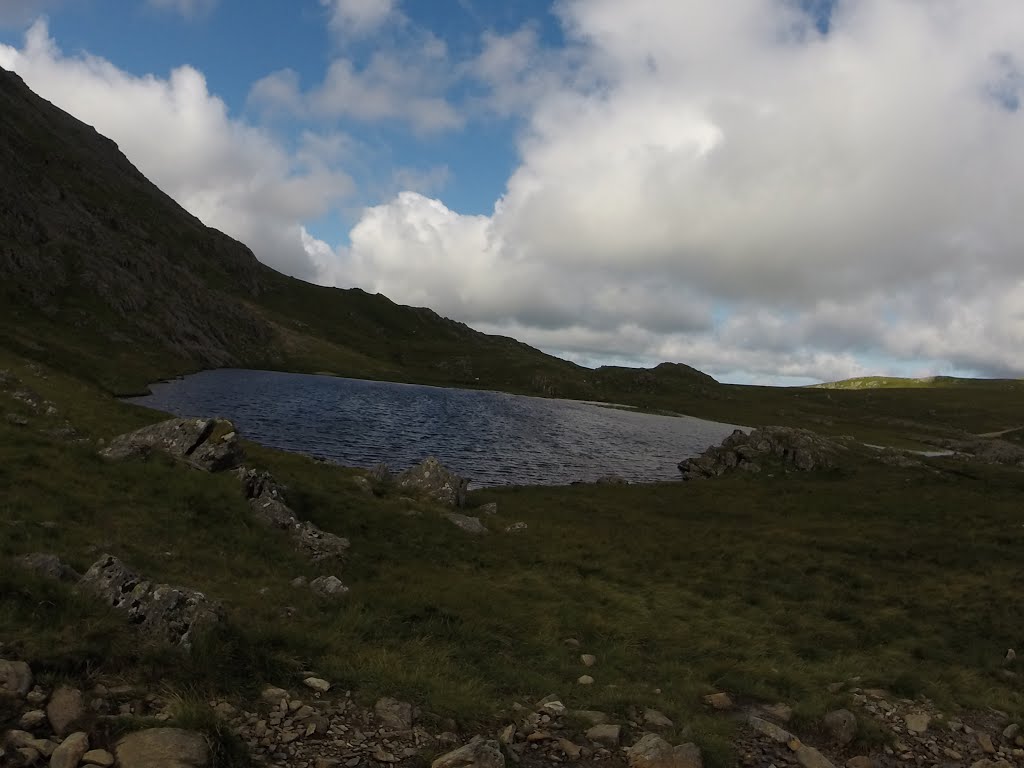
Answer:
(2, 350, 1023, 767)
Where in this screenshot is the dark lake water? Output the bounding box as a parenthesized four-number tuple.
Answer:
(129, 369, 743, 487)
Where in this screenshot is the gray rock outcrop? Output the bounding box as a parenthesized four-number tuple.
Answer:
(444, 513, 488, 535)
(235, 467, 288, 502)
(679, 426, 845, 480)
(101, 417, 242, 472)
(627, 733, 703, 768)
(928, 437, 1024, 467)
(115, 728, 209, 768)
(16, 553, 80, 582)
(238, 466, 349, 562)
(292, 522, 350, 562)
(396, 457, 468, 507)
(374, 697, 414, 731)
(310, 575, 349, 598)
(431, 736, 504, 768)
(79, 555, 223, 648)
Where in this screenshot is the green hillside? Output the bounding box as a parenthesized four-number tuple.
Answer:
(2, 64, 1023, 768)
(812, 376, 1024, 391)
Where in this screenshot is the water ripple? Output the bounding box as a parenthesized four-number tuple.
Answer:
(129, 369, 743, 487)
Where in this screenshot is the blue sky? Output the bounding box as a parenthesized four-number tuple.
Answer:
(2, 1, 1023, 385)
(2, 1, 552, 221)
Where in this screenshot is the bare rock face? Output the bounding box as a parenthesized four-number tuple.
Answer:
(79, 555, 223, 648)
(431, 736, 504, 768)
(115, 728, 209, 768)
(100, 417, 242, 472)
(679, 427, 844, 480)
(396, 457, 468, 507)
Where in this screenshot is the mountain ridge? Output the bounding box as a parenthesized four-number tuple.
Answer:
(0, 64, 717, 401)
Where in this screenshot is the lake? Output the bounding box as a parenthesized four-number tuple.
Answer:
(129, 369, 743, 487)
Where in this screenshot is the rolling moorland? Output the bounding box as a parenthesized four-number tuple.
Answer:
(1, 64, 1023, 768)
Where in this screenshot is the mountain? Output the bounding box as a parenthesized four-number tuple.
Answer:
(0, 65, 719, 400)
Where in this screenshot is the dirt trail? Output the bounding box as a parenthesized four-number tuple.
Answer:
(975, 426, 1024, 438)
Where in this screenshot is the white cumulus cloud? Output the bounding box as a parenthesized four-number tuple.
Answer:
(146, 0, 218, 19)
(321, 0, 395, 38)
(336, 0, 1024, 381)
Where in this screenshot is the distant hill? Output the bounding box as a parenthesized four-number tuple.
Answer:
(0, 65, 721, 400)
(811, 376, 1023, 391)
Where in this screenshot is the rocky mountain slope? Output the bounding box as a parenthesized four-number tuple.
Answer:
(0, 65, 719, 401)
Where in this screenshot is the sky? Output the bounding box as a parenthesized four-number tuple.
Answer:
(1, 0, 1023, 386)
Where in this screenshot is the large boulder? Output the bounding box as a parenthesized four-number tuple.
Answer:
(0, 658, 32, 723)
(627, 734, 703, 768)
(16, 553, 80, 582)
(396, 457, 468, 507)
(0, 659, 32, 698)
(431, 736, 504, 768)
(679, 426, 844, 480)
(115, 728, 209, 768)
(46, 686, 85, 736)
(293, 521, 350, 562)
(444, 513, 488, 535)
(824, 709, 857, 746)
(79, 555, 223, 648)
(310, 575, 349, 598)
(49, 731, 89, 768)
(374, 697, 414, 731)
(100, 417, 242, 472)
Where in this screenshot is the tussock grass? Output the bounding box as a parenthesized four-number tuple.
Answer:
(1, 352, 1023, 767)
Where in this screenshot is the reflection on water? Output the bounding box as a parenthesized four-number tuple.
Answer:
(129, 369, 743, 487)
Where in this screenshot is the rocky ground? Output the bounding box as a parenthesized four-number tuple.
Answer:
(4, 651, 1022, 768)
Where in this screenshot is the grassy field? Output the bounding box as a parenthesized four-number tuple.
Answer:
(4, 64, 1022, 766)
(2, 349, 1023, 767)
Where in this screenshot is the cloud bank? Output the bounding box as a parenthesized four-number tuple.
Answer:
(337, 0, 1024, 381)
